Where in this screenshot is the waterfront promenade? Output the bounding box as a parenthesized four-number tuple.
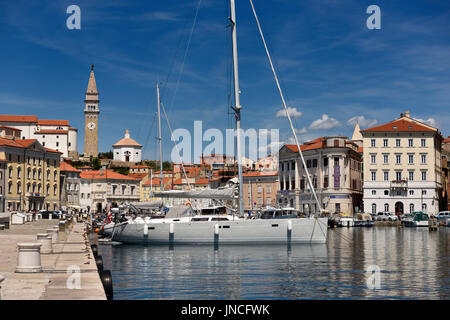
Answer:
(0, 218, 106, 300)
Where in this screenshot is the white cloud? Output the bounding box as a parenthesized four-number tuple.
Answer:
(309, 114, 341, 130)
(276, 107, 302, 118)
(347, 115, 378, 128)
(414, 117, 438, 128)
(296, 127, 307, 134)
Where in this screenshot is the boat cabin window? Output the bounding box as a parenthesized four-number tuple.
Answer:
(191, 217, 210, 222)
(211, 217, 230, 221)
(201, 207, 227, 215)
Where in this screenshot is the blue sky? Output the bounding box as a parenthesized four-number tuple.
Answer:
(1, 0, 449, 161)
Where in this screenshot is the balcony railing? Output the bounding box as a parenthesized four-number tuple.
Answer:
(390, 180, 408, 189)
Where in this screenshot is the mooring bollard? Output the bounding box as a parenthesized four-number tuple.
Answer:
(47, 228, 59, 243)
(59, 221, 67, 241)
(15, 243, 42, 273)
(36, 233, 53, 254)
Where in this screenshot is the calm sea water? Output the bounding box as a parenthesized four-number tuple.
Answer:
(97, 227, 449, 300)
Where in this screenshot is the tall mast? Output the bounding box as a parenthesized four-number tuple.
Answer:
(230, 0, 244, 217)
(157, 83, 163, 193)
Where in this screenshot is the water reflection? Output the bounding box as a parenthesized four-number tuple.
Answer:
(98, 228, 449, 300)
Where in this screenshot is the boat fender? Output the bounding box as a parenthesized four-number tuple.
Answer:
(287, 220, 292, 231)
(91, 244, 98, 258)
(99, 270, 113, 300)
(144, 224, 148, 237)
(95, 255, 104, 271)
(214, 224, 219, 235)
(169, 223, 174, 234)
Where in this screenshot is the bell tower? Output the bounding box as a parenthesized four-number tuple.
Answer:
(84, 64, 100, 159)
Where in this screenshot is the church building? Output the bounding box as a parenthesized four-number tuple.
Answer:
(84, 65, 100, 160)
(113, 129, 142, 163)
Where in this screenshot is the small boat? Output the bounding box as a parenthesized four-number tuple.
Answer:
(446, 218, 450, 227)
(404, 211, 429, 227)
(338, 216, 354, 227)
(354, 213, 374, 227)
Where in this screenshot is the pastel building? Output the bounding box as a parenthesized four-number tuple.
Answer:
(277, 137, 363, 216)
(361, 111, 443, 215)
(0, 115, 78, 159)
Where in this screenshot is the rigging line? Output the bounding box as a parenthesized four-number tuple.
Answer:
(249, 0, 322, 217)
(137, 89, 157, 143)
(166, 0, 203, 119)
(142, 111, 157, 155)
(160, 17, 191, 101)
(160, 101, 200, 212)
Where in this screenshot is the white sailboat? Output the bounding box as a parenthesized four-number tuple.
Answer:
(108, 0, 328, 245)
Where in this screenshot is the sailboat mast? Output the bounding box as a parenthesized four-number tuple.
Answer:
(230, 0, 244, 217)
(157, 83, 163, 193)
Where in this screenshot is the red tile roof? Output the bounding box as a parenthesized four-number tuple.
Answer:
(60, 161, 81, 173)
(80, 169, 139, 181)
(143, 177, 172, 186)
(360, 118, 436, 133)
(0, 115, 38, 123)
(0, 138, 62, 154)
(69, 127, 78, 131)
(44, 147, 63, 154)
(37, 119, 69, 126)
(285, 137, 326, 153)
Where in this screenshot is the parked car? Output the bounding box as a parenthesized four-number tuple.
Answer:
(435, 211, 450, 222)
(376, 212, 398, 221)
(40, 211, 60, 219)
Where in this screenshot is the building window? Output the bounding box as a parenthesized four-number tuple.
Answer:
(383, 154, 388, 164)
(396, 171, 402, 181)
(56, 142, 59, 147)
(372, 203, 376, 214)
(312, 159, 317, 168)
(371, 154, 376, 164)
(421, 139, 426, 147)
(292, 162, 296, 170)
(17, 182, 21, 194)
(371, 139, 376, 147)
(323, 158, 328, 167)
(409, 190, 414, 196)
(371, 171, 376, 181)
(396, 155, 401, 164)
(422, 203, 427, 212)
(422, 190, 427, 195)
(383, 139, 388, 147)
(408, 154, 414, 164)
(408, 139, 413, 147)
(410, 203, 414, 213)
(421, 154, 426, 164)
(54, 170, 57, 181)
(408, 171, 414, 181)
(372, 190, 376, 195)
(266, 185, 271, 193)
(257, 185, 262, 194)
(384, 171, 389, 181)
(17, 167, 21, 179)
(306, 160, 311, 168)
(396, 139, 401, 147)
(384, 190, 389, 195)
(421, 171, 427, 181)
(53, 185, 57, 196)
(384, 203, 389, 212)
(323, 176, 329, 188)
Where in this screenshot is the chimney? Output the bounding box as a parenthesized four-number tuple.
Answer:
(405, 110, 410, 118)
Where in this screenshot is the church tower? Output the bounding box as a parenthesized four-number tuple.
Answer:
(84, 64, 100, 159)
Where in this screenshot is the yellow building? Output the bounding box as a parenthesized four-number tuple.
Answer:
(361, 111, 443, 215)
(141, 177, 173, 202)
(0, 135, 61, 212)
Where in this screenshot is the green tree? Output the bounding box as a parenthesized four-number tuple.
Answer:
(91, 158, 101, 170)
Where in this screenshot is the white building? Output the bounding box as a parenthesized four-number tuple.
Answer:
(361, 111, 443, 215)
(0, 115, 78, 159)
(80, 169, 140, 213)
(277, 136, 363, 216)
(113, 130, 142, 163)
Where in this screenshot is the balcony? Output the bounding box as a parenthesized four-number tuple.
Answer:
(390, 180, 408, 190)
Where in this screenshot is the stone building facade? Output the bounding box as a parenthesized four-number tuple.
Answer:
(84, 65, 100, 159)
(0, 137, 61, 212)
(361, 112, 443, 215)
(277, 137, 363, 216)
(60, 161, 81, 212)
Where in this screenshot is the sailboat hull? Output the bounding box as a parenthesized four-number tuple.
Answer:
(110, 218, 328, 244)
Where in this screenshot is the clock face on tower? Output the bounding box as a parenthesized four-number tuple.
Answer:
(88, 122, 96, 130)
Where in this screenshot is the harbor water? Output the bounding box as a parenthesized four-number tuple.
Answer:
(97, 227, 449, 299)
